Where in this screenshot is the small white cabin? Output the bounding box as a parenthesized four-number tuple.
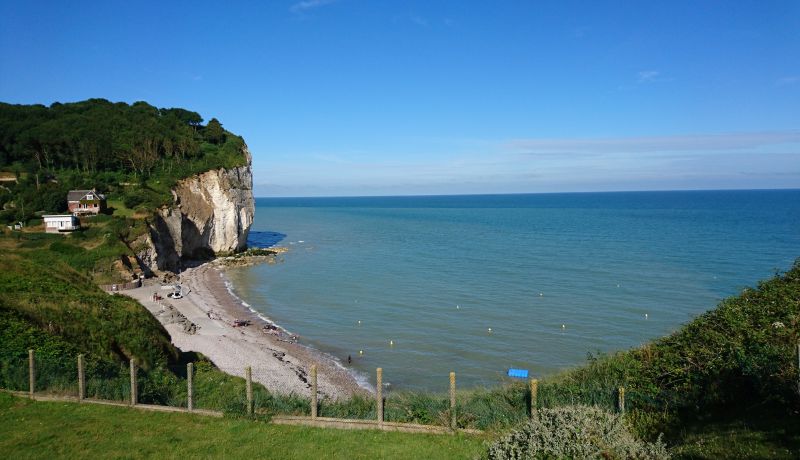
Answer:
(43, 215, 80, 233)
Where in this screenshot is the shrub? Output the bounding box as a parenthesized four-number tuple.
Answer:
(486, 405, 669, 460)
(123, 191, 146, 209)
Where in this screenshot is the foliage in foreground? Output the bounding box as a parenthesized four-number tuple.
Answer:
(667, 406, 800, 459)
(487, 405, 669, 460)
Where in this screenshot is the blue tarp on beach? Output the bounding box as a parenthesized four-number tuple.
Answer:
(507, 368, 529, 378)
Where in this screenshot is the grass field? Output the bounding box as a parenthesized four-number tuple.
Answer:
(3, 393, 799, 459)
(0, 393, 487, 459)
(105, 199, 135, 218)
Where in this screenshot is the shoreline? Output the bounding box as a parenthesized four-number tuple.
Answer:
(122, 259, 368, 400)
(215, 263, 373, 393)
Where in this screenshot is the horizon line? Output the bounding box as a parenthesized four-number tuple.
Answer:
(254, 186, 800, 200)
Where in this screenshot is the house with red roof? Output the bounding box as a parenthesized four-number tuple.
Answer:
(67, 189, 107, 215)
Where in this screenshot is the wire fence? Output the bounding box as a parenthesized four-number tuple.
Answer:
(1, 349, 649, 431)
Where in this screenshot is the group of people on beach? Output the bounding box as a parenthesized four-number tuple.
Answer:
(262, 323, 298, 343)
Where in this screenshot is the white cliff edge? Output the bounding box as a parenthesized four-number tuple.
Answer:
(136, 145, 255, 273)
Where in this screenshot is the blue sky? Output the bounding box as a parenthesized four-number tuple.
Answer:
(1, 1, 798, 196)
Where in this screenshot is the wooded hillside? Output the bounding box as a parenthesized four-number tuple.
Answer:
(0, 99, 247, 224)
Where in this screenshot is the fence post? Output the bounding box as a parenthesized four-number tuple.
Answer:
(129, 359, 137, 406)
(246, 366, 253, 415)
(311, 365, 318, 419)
(78, 354, 85, 401)
(376, 368, 383, 424)
(530, 378, 538, 418)
(28, 349, 35, 399)
(187, 362, 194, 412)
(450, 371, 456, 430)
(618, 387, 625, 414)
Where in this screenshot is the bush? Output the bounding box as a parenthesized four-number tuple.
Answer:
(122, 190, 147, 209)
(486, 405, 669, 460)
(123, 191, 146, 209)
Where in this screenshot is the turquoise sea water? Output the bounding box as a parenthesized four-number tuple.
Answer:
(225, 190, 800, 391)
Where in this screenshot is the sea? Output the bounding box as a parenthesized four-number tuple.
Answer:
(224, 190, 800, 391)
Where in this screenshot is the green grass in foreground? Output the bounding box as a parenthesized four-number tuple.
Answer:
(0, 393, 486, 460)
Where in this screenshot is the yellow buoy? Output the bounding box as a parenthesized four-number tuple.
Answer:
(389, 340, 394, 346)
(561, 324, 566, 330)
(488, 328, 493, 333)
(359, 350, 363, 356)
(357, 320, 362, 325)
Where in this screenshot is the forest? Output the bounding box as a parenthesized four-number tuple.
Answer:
(0, 99, 247, 224)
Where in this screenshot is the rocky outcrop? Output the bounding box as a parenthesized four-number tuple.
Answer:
(136, 146, 255, 272)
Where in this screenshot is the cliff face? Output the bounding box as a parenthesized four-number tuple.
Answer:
(137, 147, 255, 272)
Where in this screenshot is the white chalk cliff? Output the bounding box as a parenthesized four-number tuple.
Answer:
(137, 146, 255, 272)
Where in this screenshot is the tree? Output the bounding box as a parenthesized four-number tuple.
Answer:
(127, 137, 160, 177)
(161, 108, 203, 126)
(203, 118, 225, 145)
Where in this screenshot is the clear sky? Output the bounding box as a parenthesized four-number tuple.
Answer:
(1, 1, 798, 196)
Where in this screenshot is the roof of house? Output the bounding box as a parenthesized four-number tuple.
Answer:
(67, 190, 106, 202)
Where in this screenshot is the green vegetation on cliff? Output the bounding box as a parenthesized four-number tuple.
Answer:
(0, 98, 248, 224)
(0, 248, 176, 369)
(0, 229, 254, 407)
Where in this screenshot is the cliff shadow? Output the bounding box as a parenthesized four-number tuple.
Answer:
(151, 215, 180, 272)
(177, 217, 216, 271)
(247, 230, 286, 248)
